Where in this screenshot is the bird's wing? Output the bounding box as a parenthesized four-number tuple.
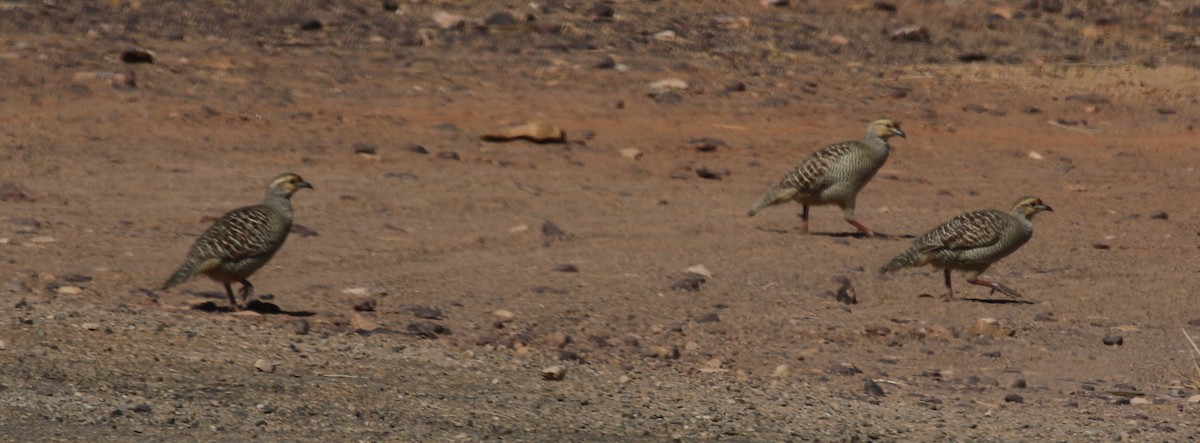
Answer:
(780, 141, 858, 192)
(190, 205, 278, 261)
(915, 210, 1007, 253)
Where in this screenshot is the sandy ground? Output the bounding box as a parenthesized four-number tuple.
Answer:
(2, 0, 1200, 440)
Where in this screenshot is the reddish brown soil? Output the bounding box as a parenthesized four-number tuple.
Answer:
(2, 1, 1200, 440)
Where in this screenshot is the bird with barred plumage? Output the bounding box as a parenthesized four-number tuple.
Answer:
(881, 196, 1052, 299)
(162, 172, 313, 310)
(748, 119, 906, 236)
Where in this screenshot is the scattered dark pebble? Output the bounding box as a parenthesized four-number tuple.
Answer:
(402, 143, 429, 154)
(353, 143, 377, 155)
(864, 377, 886, 397)
(982, 351, 1001, 358)
(1004, 394, 1024, 403)
(435, 151, 461, 161)
(649, 91, 683, 105)
(834, 277, 857, 305)
(687, 137, 727, 152)
(558, 350, 582, 362)
(1149, 211, 1168, 220)
(385, 172, 417, 180)
(407, 322, 449, 339)
(829, 363, 861, 376)
(382, 0, 398, 12)
(670, 272, 707, 292)
(695, 167, 727, 180)
(1011, 379, 1027, 389)
(120, 49, 154, 64)
(0, 182, 34, 203)
(584, 3, 614, 21)
(291, 319, 310, 335)
(594, 56, 616, 69)
(299, 19, 323, 31)
(131, 403, 153, 414)
(695, 313, 720, 323)
(1102, 335, 1123, 346)
(724, 81, 746, 92)
(61, 274, 92, 283)
(1040, 0, 1063, 13)
(530, 286, 569, 295)
(1034, 312, 1056, 322)
(353, 298, 377, 312)
(1188, 319, 1200, 326)
(485, 11, 519, 27)
(872, 1, 897, 11)
(957, 53, 988, 63)
(1024, 106, 1042, 114)
(553, 263, 579, 273)
(542, 220, 565, 238)
(409, 306, 443, 320)
(1092, 243, 1110, 250)
(1157, 108, 1177, 115)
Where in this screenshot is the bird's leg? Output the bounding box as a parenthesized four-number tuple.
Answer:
(801, 204, 811, 235)
(841, 203, 874, 237)
(943, 269, 955, 300)
(238, 280, 255, 307)
(848, 220, 875, 237)
(223, 282, 241, 311)
(968, 278, 1022, 298)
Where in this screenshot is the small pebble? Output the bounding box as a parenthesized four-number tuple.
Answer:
(553, 263, 579, 273)
(1004, 394, 1024, 403)
(1102, 335, 1123, 346)
(254, 359, 276, 373)
(541, 365, 567, 381)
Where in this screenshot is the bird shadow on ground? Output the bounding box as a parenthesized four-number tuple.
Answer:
(190, 299, 316, 316)
(959, 297, 1036, 305)
(754, 227, 914, 239)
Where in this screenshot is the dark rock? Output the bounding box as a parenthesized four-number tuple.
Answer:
(385, 172, 417, 180)
(670, 272, 707, 292)
(542, 220, 565, 237)
(120, 49, 154, 64)
(1024, 106, 1042, 114)
(558, 350, 581, 362)
(409, 306, 443, 320)
(864, 377, 886, 397)
(436, 151, 461, 161)
(62, 274, 92, 283)
(353, 143, 377, 155)
(1092, 243, 1111, 250)
(1004, 394, 1024, 403)
(695, 313, 720, 323)
(695, 167, 727, 180)
(982, 351, 1001, 358)
(400, 144, 429, 154)
(407, 322, 449, 339)
(829, 363, 861, 376)
(1102, 335, 1123, 346)
(382, 0, 399, 12)
(485, 12, 519, 27)
(299, 19, 323, 31)
(957, 53, 988, 63)
(0, 182, 34, 203)
(834, 278, 857, 305)
(553, 263, 579, 273)
(872, 1, 897, 11)
(1149, 211, 1168, 220)
(291, 319, 310, 335)
(889, 25, 929, 42)
(353, 298, 377, 312)
(724, 81, 747, 92)
(530, 286, 568, 295)
(649, 91, 683, 105)
(1011, 379, 1027, 388)
(584, 3, 614, 21)
(594, 56, 616, 69)
(131, 403, 152, 414)
(1157, 108, 1177, 115)
(1041, 0, 1062, 13)
(687, 137, 727, 152)
(1188, 319, 1200, 326)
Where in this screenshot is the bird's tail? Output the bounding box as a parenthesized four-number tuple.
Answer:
(747, 186, 796, 217)
(880, 248, 919, 274)
(162, 261, 198, 290)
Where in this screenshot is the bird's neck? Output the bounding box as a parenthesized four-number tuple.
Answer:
(264, 189, 294, 214)
(861, 135, 890, 153)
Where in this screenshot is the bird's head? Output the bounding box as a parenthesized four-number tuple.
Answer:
(267, 172, 314, 198)
(1011, 196, 1053, 219)
(867, 119, 906, 141)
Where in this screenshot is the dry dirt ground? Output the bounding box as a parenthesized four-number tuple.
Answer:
(2, 0, 1200, 441)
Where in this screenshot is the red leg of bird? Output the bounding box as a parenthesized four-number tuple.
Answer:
(943, 269, 955, 300)
(800, 205, 810, 234)
(848, 219, 875, 237)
